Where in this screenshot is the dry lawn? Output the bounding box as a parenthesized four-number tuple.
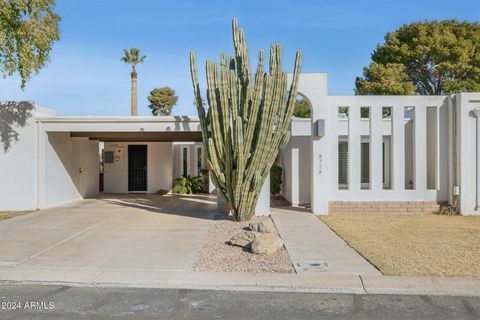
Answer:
(320, 214, 480, 276)
(0, 211, 27, 220)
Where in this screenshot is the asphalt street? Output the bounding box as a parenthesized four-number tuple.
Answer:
(0, 284, 479, 319)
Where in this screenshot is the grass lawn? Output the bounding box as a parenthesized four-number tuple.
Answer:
(0, 211, 27, 220)
(320, 214, 480, 277)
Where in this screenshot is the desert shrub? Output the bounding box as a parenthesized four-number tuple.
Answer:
(198, 169, 209, 193)
(172, 175, 201, 194)
(270, 163, 283, 195)
(434, 204, 459, 215)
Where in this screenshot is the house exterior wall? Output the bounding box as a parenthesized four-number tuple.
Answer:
(0, 104, 100, 211)
(454, 93, 480, 215)
(0, 113, 38, 210)
(283, 73, 460, 214)
(1, 78, 479, 216)
(103, 142, 173, 193)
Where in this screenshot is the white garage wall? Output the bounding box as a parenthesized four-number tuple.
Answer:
(104, 142, 173, 193)
(42, 132, 81, 207)
(0, 118, 37, 210)
(0, 104, 56, 211)
(42, 133, 99, 207)
(73, 139, 100, 199)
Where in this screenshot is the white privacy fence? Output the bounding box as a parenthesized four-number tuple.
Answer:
(284, 73, 480, 215)
(325, 96, 449, 202)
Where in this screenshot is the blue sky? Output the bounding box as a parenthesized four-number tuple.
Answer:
(1, 0, 479, 116)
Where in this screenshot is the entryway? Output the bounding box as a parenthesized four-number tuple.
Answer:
(128, 145, 147, 192)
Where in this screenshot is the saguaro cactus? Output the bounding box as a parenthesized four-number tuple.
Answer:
(190, 18, 302, 221)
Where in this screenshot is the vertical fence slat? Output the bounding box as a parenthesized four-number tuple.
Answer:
(349, 105, 361, 191)
(435, 105, 440, 190)
(392, 105, 405, 190)
(331, 106, 339, 191)
(414, 105, 427, 190)
(370, 105, 383, 191)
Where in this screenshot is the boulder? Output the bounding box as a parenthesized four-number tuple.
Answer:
(229, 231, 258, 247)
(251, 233, 284, 255)
(248, 220, 276, 233)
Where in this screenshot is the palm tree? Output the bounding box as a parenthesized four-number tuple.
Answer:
(121, 48, 146, 116)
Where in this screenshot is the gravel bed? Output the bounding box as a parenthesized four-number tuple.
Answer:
(193, 215, 295, 273)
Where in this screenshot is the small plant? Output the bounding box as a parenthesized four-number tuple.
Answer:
(434, 204, 459, 215)
(198, 169, 210, 193)
(270, 163, 283, 195)
(172, 175, 201, 194)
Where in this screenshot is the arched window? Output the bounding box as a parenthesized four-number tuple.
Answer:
(293, 94, 311, 118)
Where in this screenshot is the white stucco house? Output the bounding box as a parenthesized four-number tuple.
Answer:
(1, 73, 479, 216)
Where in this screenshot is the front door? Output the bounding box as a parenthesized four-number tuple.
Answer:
(128, 145, 147, 192)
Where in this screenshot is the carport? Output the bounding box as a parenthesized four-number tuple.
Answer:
(0, 104, 270, 214)
(36, 115, 203, 209)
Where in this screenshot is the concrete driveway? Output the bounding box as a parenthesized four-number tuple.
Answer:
(0, 194, 216, 271)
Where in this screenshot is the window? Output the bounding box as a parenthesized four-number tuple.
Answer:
(182, 147, 188, 177)
(338, 140, 349, 189)
(104, 151, 114, 163)
(361, 142, 370, 187)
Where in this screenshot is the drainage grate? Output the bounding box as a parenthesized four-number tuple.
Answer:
(297, 261, 328, 272)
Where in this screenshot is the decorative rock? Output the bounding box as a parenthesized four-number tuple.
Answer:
(251, 233, 284, 255)
(229, 231, 257, 247)
(248, 220, 277, 233)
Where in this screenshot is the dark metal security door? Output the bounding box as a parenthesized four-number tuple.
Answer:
(128, 145, 147, 192)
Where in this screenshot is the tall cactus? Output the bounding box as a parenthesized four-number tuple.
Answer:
(190, 18, 302, 221)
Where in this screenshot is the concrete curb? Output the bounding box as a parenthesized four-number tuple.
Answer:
(0, 266, 479, 297)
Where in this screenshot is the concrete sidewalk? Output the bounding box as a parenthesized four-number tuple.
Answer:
(271, 207, 381, 275)
(0, 266, 479, 297)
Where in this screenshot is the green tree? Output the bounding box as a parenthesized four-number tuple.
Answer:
(0, 0, 60, 88)
(293, 97, 311, 118)
(355, 20, 480, 95)
(121, 48, 146, 116)
(147, 87, 178, 116)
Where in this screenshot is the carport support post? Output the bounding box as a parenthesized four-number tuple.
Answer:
(255, 173, 271, 216)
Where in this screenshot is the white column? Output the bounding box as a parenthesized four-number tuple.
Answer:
(255, 173, 271, 216)
(291, 148, 299, 206)
(349, 106, 361, 191)
(370, 105, 383, 191)
(471, 109, 480, 210)
(392, 105, 405, 190)
(435, 106, 440, 190)
(208, 175, 215, 193)
(414, 106, 427, 190)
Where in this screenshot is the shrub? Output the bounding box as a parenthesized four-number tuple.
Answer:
(434, 204, 459, 215)
(198, 169, 209, 193)
(270, 163, 283, 195)
(172, 175, 201, 194)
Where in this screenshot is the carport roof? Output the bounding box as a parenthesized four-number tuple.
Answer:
(38, 115, 203, 142)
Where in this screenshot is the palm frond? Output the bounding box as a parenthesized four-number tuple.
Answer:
(121, 48, 146, 67)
